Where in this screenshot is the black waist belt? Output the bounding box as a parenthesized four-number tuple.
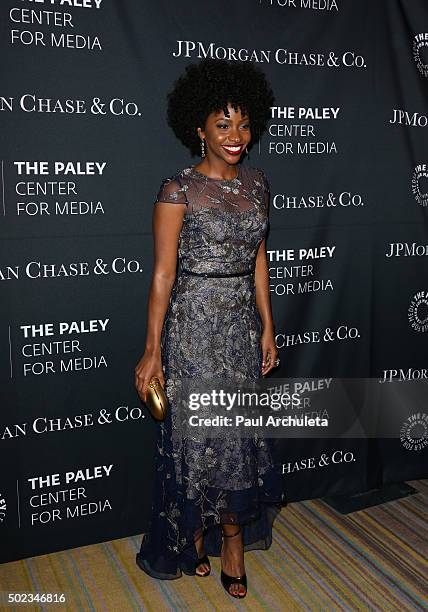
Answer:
(180, 268, 254, 278)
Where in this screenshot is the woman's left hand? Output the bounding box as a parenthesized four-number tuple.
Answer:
(260, 328, 279, 376)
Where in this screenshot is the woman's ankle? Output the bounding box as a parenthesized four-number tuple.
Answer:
(194, 528, 205, 555)
(221, 525, 244, 563)
(222, 523, 241, 538)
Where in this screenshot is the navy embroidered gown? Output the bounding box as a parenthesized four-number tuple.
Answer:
(136, 163, 284, 579)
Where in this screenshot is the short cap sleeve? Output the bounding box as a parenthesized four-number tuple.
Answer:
(255, 167, 270, 211)
(154, 176, 188, 206)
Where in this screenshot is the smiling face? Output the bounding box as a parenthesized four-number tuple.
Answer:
(197, 103, 251, 165)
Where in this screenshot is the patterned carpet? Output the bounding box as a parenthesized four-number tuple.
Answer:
(1, 480, 427, 611)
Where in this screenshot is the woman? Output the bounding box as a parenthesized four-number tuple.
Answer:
(135, 57, 285, 599)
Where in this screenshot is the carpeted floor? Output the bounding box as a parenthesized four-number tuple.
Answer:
(1, 479, 427, 611)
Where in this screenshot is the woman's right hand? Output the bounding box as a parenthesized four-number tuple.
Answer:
(134, 349, 165, 403)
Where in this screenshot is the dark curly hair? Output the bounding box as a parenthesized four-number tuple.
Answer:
(166, 58, 275, 157)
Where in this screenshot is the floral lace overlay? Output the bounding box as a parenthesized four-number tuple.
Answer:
(136, 163, 284, 580)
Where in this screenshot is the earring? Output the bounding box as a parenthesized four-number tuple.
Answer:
(201, 138, 205, 157)
(244, 146, 250, 160)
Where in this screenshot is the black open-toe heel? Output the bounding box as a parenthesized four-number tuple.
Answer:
(195, 553, 211, 577)
(194, 528, 211, 577)
(220, 526, 247, 599)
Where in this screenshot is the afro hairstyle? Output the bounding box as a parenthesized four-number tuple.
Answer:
(166, 57, 275, 157)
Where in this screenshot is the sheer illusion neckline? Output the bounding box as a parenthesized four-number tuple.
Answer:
(189, 164, 241, 183)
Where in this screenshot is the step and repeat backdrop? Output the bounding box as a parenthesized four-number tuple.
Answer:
(1, 0, 427, 562)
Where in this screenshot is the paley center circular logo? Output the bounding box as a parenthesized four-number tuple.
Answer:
(400, 413, 428, 451)
(408, 290, 428, 332)
(412, 33, 428, 77)
(411, 164, 428, 207)
(0, 491, 6, 523)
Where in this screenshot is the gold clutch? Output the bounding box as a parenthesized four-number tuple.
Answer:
(145, 376, 168, 421)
